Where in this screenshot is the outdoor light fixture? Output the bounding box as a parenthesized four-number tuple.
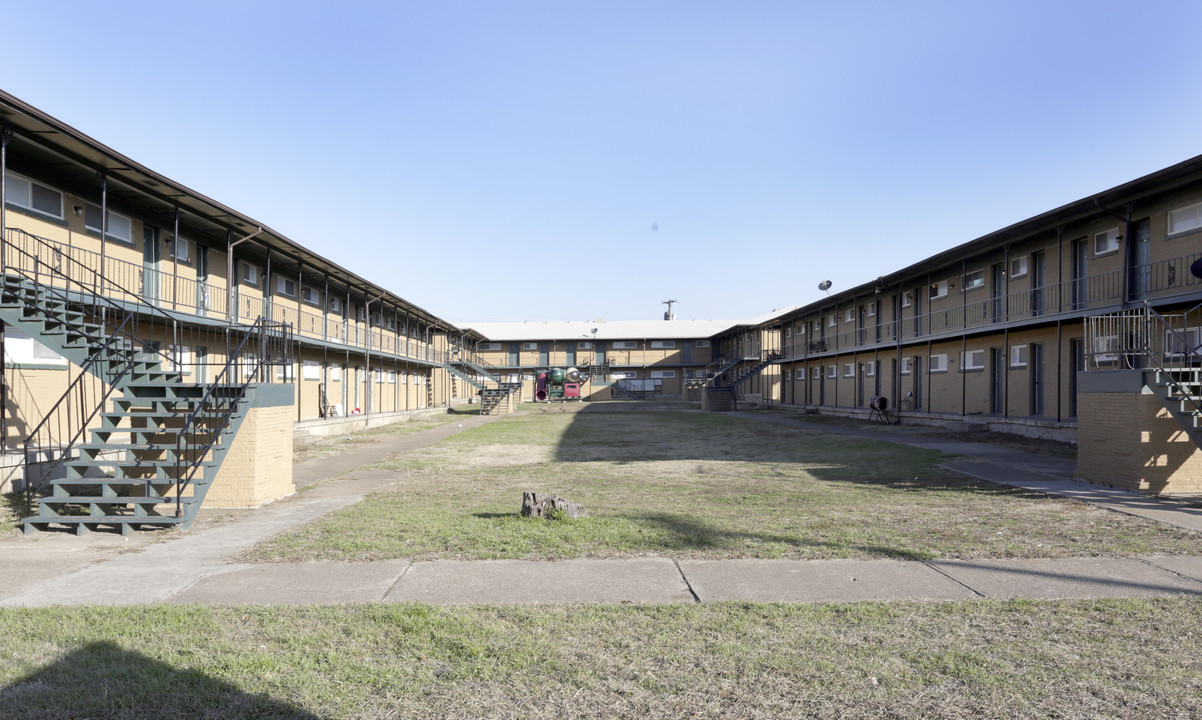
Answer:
(73, 205, 83, 215)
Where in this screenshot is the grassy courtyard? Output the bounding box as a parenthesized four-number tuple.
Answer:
(243, 408, 1198, 563)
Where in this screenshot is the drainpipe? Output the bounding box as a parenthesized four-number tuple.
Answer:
(226, 227, 263, 323)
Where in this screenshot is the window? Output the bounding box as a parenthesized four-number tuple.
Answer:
(695, 340, 711, 347)
(276, 276, 297, 298)
(784, 369, 791, 382)
(170, 236, 191, 262)
(83, 204, 134, 244)
(5, 171, 62, 218)
(1010, 345, 1028, 367)
(330, 365, 342, 381)
(478, 342, 501, 351)
(3, 328, 66, 366)
(1092, 336, 1119, 364)
(329, 296, 342, 314)
(845, 309, 854, 322)
(578, 341, 592, 349)
(961, 349, 985, 371)
(1010, 256, 1028, 278)
(827, 365, 837, 378)
(650, 340, 676, 349)
(521, 342, 538, 351)
(963, 270, 985, 292)
(400, 372, 408, 384)
(389, 370, 397, 384)
(301, 286, 321, 306)
(303, 360, 321, 380)
(613, 341, 638, 349)
(1094, 228, 1120, 256)
(929, 281, 948, 300)
(866, 304, 875, 318)
(167, 345, 190, 374)
(865, 361, 875, 377)
(241, 262, 260, 287)
(901, 358, 912, 375)
(275, 362, 296, 381)
(797, 368, 806, 380)
(1165, 328, 1202, 358)
(930, 354, 948, 373)
(843, 363, 855, 377)
(1168, 202, 1202, 236)
(611, 371, 637, 380)
(650, 370, 675, 379)
(828, 315, 837, 327)
(902, 291, 913, 308)
(797, 325, 806, 336)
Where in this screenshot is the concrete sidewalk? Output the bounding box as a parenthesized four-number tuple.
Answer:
(4, 410, 1202, 608)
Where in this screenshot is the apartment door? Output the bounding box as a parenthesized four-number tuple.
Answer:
(1029, 343, 1044, 416)
(1069, 338, 1084, 418)
(539, 343, 550, 367)
(1072, 239, 1088, 310)
(912, 356, 923, 410)
(565, 342, 577, 367)
(682, 342, 693, 365)
(1031, 250, 1046, 316)
(989, 347, 1004, 413)
(341, 364, 349, 412)
(142, 226, 160, 301)
(508, 343, 519, 366)
(1127, 218, 1151, 301)
(594, 342, 606, 366)
(195, 246, 210, 314)
(991, 263, 1005, 322)
(857, 363, 865, 407)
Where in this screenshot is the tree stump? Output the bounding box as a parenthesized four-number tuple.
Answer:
(521, 492, 587, 520)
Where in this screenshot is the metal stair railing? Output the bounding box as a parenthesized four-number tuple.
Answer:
(20, 314, 136, 514)
(173, 318, 292, 517)
(1141, 304, 1202, 429)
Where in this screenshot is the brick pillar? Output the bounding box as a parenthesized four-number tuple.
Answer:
(1075, 370, 1202, 496)
(205, 384, 295, 508)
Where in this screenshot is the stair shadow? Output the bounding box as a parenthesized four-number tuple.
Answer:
(0, 640, 324, 719)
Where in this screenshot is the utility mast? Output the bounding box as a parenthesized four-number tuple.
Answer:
(662, 299, 678, 321)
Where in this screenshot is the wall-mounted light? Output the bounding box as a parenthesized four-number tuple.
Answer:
(72, 205, 83, 216)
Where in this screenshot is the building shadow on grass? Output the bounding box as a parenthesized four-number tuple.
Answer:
(0, 641, 323, 720)
(634, 511, 932, 561)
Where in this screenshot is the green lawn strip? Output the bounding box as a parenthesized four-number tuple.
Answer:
(243, 411, 1199, 563)
(2, 599, 1200, 719)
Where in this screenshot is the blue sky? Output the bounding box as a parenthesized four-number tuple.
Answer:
(4, 1, 1201, 324)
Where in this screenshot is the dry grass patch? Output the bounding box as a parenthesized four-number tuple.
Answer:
(2, 599, 1201, 719)
(243, 410, 1199, 563)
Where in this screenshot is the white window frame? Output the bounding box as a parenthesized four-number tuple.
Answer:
(1094, 228, 1120, 256)
(827, 365, 837, 379)
(901, 358, 912, 375)
(961, 349, 985, 371)
(901, 291, 913, 308)
(649, 370, 675, 379)
(962, 270, 985, 292)
(1165, 328, 1202, 358)
(83, 203, 134, 245)
(330, 364, 342, 381)
(866, 304, 875, 318)
(521, 342, 538, 351)
(828, 315, 837, 328)
(302, 360, 321, 381)
(611, 371, 637, 380)
(929, 281, 949, 301)
(1010, 256, 1028, 278)
(167, 345, 191, 374)
(329, 296, 342, 314)
(797, 368, 806, 381)
(1168, 202, 1202, 236)
(650, 340, 676, 349)
(865, 361, 875, 377)
(2, 328, 66, 366)
(388, 370, 397, 384)
(478, 342, 501, 352)
(276, 276, 297, 298)
(613, 341, 638, 349)
(578, 341, 593, 349)
(843, 363, 855, 377)
(695, 340, 711, 347)
(275, 362, 296, 381)
(844, 309, 854, 323)
(929, 354, 948, 373)
(797, 325, 806, 336)
(301, 286, 321, 307)
(5, 171, 63, 219)
(241, 262, 260, 287)
(1093, 335, 1120, 364)
(1010, 345, 1028, 367)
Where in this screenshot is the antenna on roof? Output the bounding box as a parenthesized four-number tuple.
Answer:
(662, 299, 678, 321)
(818, 280, 832, 296)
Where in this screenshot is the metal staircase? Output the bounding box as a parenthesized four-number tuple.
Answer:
(730, 351, 781, 389)
(2, 227, 290, 534)
(445, 352, 521, 415)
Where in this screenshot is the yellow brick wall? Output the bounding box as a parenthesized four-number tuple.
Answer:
(204, 402, 295, 508)
(1076, 391, 1202, 496)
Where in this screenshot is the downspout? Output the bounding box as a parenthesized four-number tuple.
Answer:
(226, 227, 263, 324)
